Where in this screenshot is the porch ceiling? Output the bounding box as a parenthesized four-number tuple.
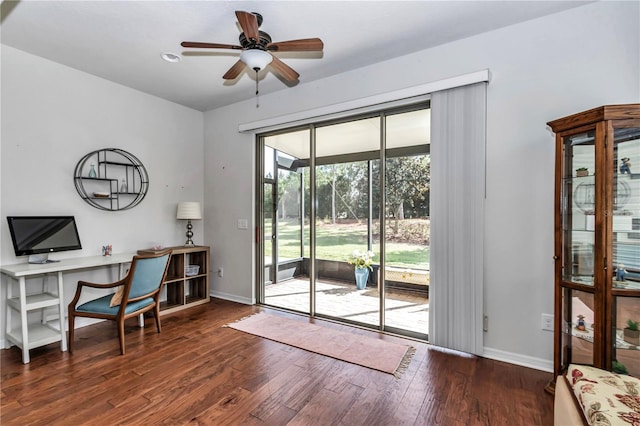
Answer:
(265, 109, 431, 160)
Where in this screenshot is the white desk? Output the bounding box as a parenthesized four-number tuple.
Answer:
(1, 253, 133, 363)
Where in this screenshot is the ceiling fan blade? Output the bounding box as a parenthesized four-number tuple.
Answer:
(181, 41, 242, 50)
(222, 60, 246, 80)
(267, 38, 324, 52)
(269, 55, 299, 81)
(235, 11, 259, 41)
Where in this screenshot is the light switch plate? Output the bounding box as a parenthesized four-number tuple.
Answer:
(541, 314, 554, 331)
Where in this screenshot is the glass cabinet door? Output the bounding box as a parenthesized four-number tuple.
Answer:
(562, 130, 597, 286)
(611, 126, 640, 289)
(610, 125, 640, 377)
(559, 129, 600, 372)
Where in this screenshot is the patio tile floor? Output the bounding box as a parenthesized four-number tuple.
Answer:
(264, 278, 429, 335)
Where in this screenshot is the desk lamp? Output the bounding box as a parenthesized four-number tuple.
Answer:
(176, 202, 202, 246)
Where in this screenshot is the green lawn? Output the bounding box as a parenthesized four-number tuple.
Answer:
(267, 219, 429, 269)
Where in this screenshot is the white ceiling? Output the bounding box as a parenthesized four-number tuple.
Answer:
(1, 1, 590, 112)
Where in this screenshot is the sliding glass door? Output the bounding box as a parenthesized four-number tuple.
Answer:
(261, 129, 311, 313)
(314, 117, 381, 326)
(383, 109, 430, 338)
(258, 104, 430, 338)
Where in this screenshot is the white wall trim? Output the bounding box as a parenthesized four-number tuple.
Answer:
(483, 346, 553, 373)
(239, 69, 490, 133)
(211, 290, 254, 305)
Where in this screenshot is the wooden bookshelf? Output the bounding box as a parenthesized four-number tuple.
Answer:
(138, 245, 210, 315)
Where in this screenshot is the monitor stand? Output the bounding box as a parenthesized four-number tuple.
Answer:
(28, 254, 60, 264)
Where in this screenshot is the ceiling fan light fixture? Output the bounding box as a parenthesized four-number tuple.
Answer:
(240, 49, 272, 71)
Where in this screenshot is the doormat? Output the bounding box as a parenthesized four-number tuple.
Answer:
(225, 312, 415, 378)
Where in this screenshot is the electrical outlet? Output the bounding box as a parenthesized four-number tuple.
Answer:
(541, 313, 554, 331)
(483, 314, 488, 332)
(217, 268, 223, 278)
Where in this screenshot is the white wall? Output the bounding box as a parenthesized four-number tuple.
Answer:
(1, 46, 204, 338)
(202, 1, 640, 370)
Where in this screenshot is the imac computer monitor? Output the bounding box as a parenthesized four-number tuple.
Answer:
(7, 216, 82, 263)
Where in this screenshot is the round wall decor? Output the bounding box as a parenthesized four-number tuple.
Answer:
(74, 148, 149, 211)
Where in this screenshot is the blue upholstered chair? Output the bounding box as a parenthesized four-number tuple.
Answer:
(68, 249, 172, 355)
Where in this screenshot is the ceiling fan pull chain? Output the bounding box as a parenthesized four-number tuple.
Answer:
(255, 68, 260, 108)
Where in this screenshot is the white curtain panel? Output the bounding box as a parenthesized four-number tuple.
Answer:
(429, 82, 487, 355)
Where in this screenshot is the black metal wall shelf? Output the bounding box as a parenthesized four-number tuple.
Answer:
(74, 148, 149, 211)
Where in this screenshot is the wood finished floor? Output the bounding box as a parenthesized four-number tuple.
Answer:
(1, 299, 554, 425)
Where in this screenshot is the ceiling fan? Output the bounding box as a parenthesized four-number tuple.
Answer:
(181, 11, 324, 84)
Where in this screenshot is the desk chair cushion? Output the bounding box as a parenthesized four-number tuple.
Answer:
(129, 256, 170, 298)
(77, 294, 155, 316)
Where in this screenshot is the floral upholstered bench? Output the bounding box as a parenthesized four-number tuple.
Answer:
(554, 364, 640, 425)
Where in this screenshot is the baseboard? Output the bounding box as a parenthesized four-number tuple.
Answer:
(210, 290, 254, 305)
(483, 346, 553, 372)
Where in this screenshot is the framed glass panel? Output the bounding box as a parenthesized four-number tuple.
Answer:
(263, 130, 311, 313)
(314, 117, 380, 326)
(276, 166, 303, 263)
(611, 127, 640, 290)
(612, 295, 640, 377)
(562, 131, 596, 285)
(383, 109, 430, 337)
(264, 145, 275, 180)
(610, 126, 640, 377)
(263, 182, 274, 283)
(562, 288, 595, 368)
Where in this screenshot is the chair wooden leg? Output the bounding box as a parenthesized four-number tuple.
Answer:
(117, 319, 126, 355)
(68, 311, 75, 353)
(154, 304, 162, 333)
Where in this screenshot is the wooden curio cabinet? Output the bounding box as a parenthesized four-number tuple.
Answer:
(548, 104, 640, 392)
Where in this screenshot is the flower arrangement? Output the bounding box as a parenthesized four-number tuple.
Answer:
(348, 250, 374, 270)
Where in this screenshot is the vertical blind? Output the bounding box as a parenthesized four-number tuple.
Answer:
(429, 82, 487, 355)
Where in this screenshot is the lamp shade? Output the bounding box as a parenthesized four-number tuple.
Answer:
(176, 202, 202, 220)
(240, 49, 273, 71)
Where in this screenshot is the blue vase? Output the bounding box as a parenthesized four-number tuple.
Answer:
(355, 268, 369, 290)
